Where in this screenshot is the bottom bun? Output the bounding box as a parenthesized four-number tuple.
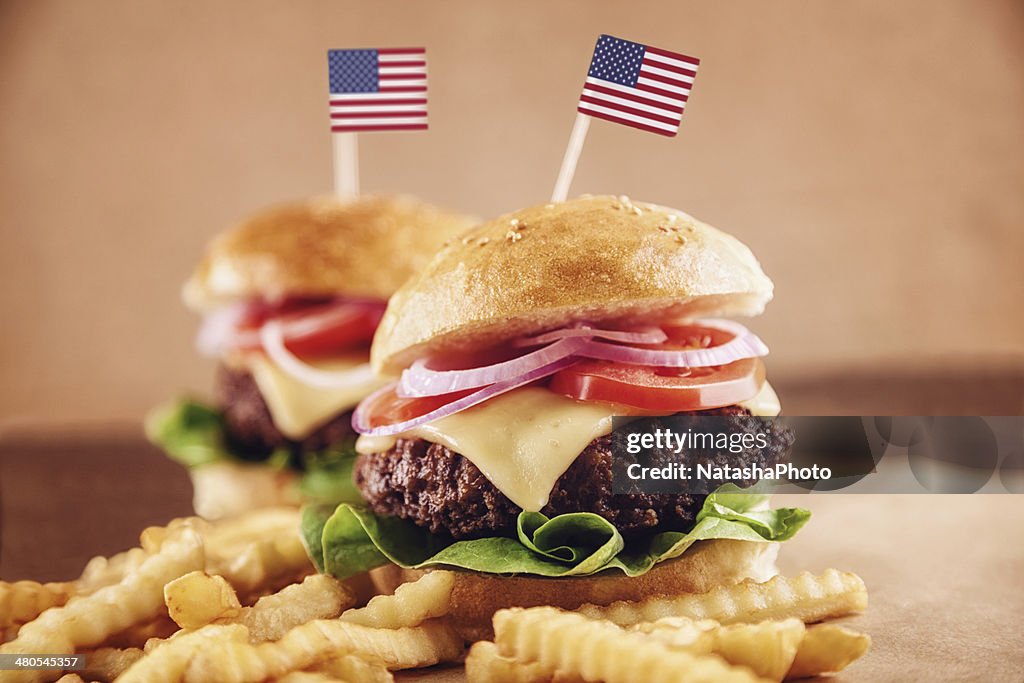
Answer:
(370, 539, 779, 641)
(189, 462, 299, 520)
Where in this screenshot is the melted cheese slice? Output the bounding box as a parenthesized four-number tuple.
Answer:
(245, 354, 385, 440)
(739, 381, 781, 417)
(356, 387, 620, 512)
(356, 381, 781, 511)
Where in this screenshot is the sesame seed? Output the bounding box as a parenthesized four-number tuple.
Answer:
(509, 218, 520, 227)
(477, 237, 490, 246)
(505, 230, 522, 243)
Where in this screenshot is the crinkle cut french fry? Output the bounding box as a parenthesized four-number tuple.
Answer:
(340, 570, 454, 629)
(104, 615, 178, 650)
(493, 607, 769, 683)
(75, 547, 148, 596)
(637, 617, 806, 681)
(164, 571, 242, 629)
(228, 574, 354, 643)
(182, 618, 464, 683)
(275, 673, 344, 683)
(786, 623, 871, 679)
(580, 569, 867, 626)
(0, 528, 204, 683)
(711, 619, 805, 682)
(80, 646, 144, 682)
(466, 640, 586, 683)
(209, 529, 313, 596)
(631, 617, 719, 651)
(314, 653, 394, 683)
(116, 623, 248, 683)
(0, 581, 72, 628)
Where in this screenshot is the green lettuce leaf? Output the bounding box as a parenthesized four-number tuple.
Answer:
(147, 397, 363, 506)
(297, 441, 365, 505)
(144, 398, 233, 467)
(306, 487, 811, 580)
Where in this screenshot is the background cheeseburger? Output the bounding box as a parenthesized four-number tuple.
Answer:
(302, 195, 810, 640)
(147, 195, 474, 519)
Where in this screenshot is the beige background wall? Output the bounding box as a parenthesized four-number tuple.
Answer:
(1, 0, 1022, 424)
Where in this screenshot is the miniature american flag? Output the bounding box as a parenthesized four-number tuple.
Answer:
(578, 35, 699, 137)
(327, 48, 427, 132)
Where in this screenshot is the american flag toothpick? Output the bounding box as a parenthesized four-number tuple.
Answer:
(552, 35, 700, 202)
(326, 47, 428, 198)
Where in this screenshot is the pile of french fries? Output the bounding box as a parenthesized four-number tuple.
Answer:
(467, 570, 871, 683)
(0, 508, 461, 683)
(0, 507, 871, 682)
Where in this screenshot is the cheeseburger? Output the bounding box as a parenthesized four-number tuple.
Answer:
(302, 195, 810, 639)
(146, 195, 474, 519)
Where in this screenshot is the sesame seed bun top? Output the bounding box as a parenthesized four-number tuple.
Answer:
(182, 194, 476, 312)
(371, 195, 774, 374)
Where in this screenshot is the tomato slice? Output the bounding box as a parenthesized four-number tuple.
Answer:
(358, 386, 475, 429)
(549, 357, 765, 411)
(548, 322, 765, 411)
(233, 299, 383, 358)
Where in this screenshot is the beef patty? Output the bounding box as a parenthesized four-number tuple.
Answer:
(216, 364, 355, 461)
(354, 405, 792, 539)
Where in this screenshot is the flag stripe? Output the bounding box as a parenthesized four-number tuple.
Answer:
(578, 94, 682, 124)
(583, 77, 684, 108)
(331, 123, 428, 132)
(331, 110, 427, 119)
(378, 60, 425, 68)
(379, 81, 427, 89)
(643, 45, 700, 67)
(379, 72, 426, 80)
(638, 68, 694, 87)
(373, 85, 427, 93)
(329, 97, 427, 106)
(578, 102, 679, 131)
(636, 76, 690, 96)
(634, 81, 690, 102)
(377, 48, 425, 55)
(331, 108, 427, 115)
(582, 82, 683, 114)
(578, 106, 678, 137)
(641, 62, 696, 82)
(642, 52, 698, 76)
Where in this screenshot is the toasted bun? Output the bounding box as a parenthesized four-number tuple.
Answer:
(370, 539, 778, 641)
(183, 195, 476, 312)
(372, 195, 773, 374)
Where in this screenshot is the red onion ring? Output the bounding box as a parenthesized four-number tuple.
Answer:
(260, 322, 378, 389)
(354, 357, 579, 436)
(513, 325, 667, 348)
(195, 303, 248, 357)
(398, 336, 590, 398)
(196, 299, 384, 358)
(579, 319, 768, 367)
(275, 300, 385, 339)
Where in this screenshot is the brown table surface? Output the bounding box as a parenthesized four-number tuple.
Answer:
(2, 369, 1023, 681)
